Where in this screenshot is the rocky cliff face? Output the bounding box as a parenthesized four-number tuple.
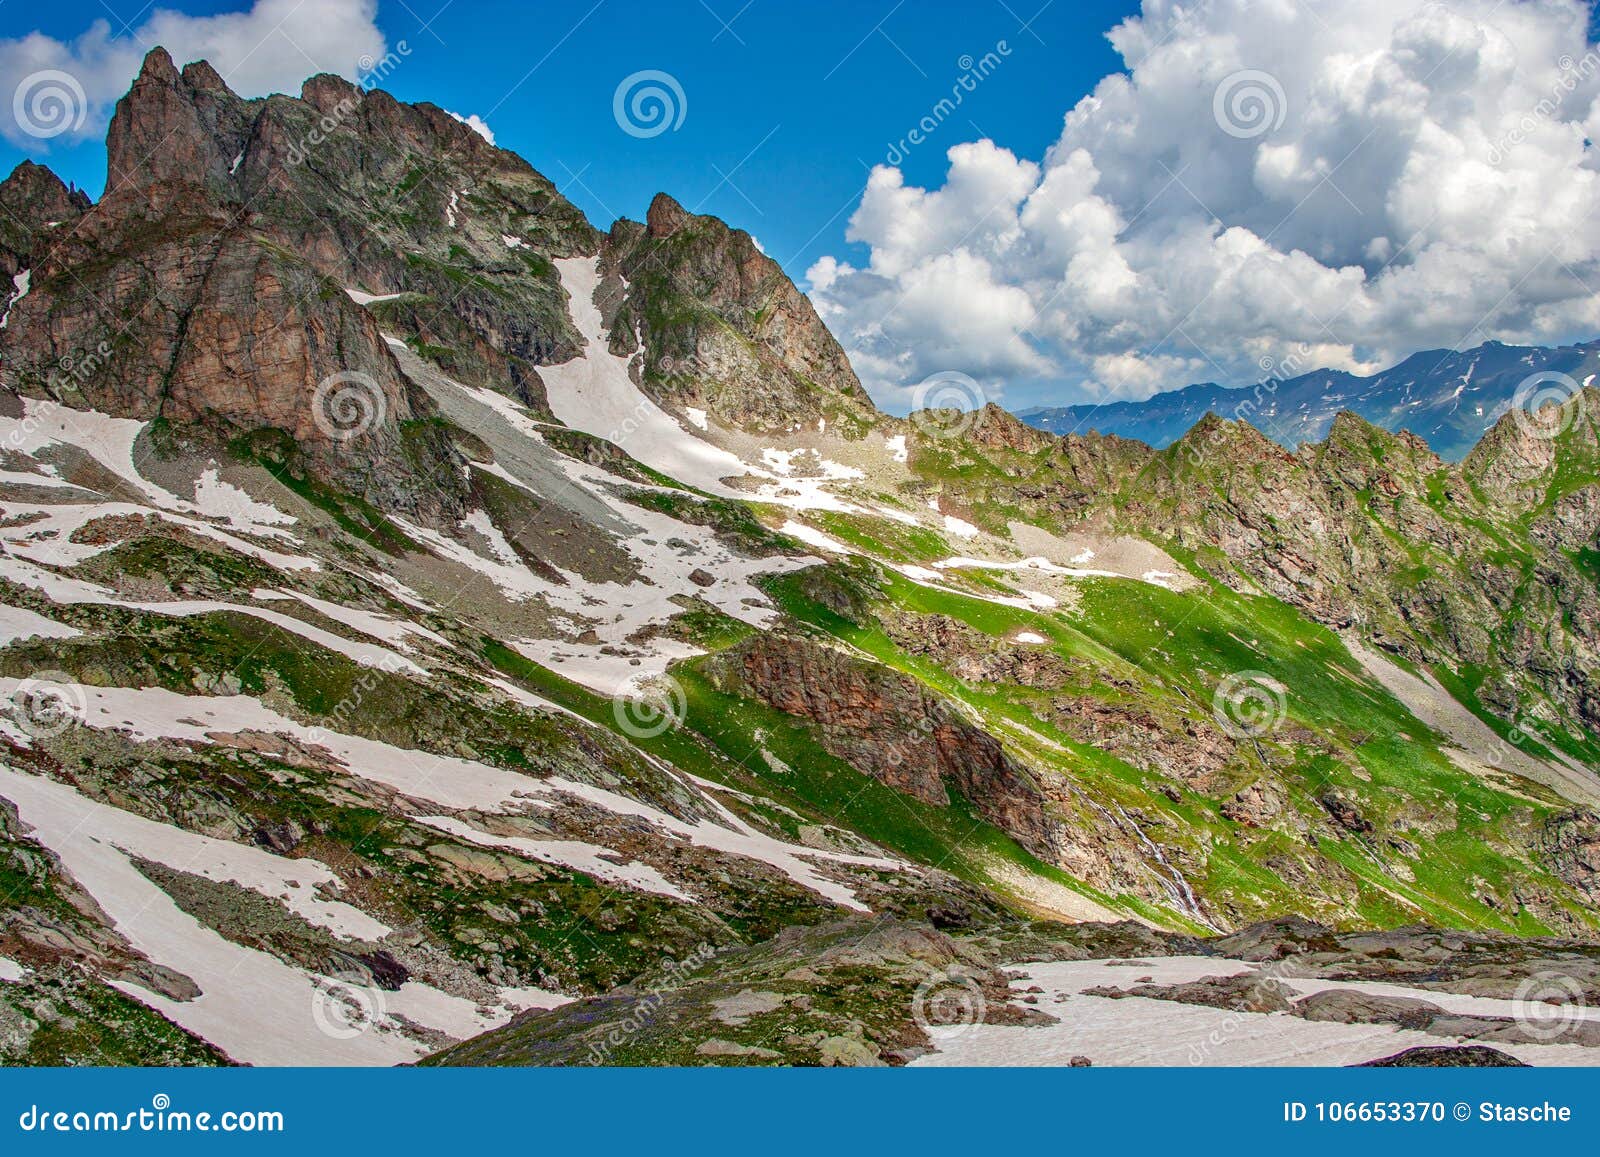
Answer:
(703, 633, 1061, 860)
(106, 52, 599, 391)
(0, 162, 90, 281)
(0, 54, 445, 516)
(0, 48, 889, 518)
(602, 193, 877, 434)
(0, 48, 619, 519)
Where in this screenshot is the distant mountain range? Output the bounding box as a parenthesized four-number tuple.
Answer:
(1018, 339, 1600, 460)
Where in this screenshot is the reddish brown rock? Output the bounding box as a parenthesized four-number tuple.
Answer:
(703, 633, 1061, 859)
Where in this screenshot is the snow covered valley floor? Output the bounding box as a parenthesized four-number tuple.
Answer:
(912, 957, 1600, 1067)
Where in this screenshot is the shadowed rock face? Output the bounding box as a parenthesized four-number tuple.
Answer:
(702, 633, 1061, 860)
(1541, 809, 1600, 908)
(602, 193, 877, 434)
(0, 162, 91, 280)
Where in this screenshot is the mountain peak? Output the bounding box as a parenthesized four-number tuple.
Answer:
(106, 46, 237, 201)
(0, 161, 91, 277)
(646, 191, 692, 238)
(137, 44, 181, 85)
(0, 159, 86, 213)
(180, 58, 232, 96)
(606, 194, 875, 432)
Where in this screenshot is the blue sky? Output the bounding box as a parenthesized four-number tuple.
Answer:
(5, 1, 1600, 413)
(0, 0, 1133, 281)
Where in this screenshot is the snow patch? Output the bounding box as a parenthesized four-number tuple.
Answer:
(0, 563, 422, 676)
(0, 269, 29, 329)
(345, 287, 407, 306)
(779, 520, 851, 555)
(0, 604, 80, 647)
(0, 765, 431, 1065)
(538, 257, 862, 515)
(460, 508, 524, 567)
(540, 258, 755, 495)
(410, 814, 692, 901)
(912, 957, 1600, 1068)
(191, 466, 297, 534)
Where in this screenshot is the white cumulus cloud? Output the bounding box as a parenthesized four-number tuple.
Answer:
(809, 0, 1600, 410)
(1, 0, 387, 148)
(447, 111, 495, 146)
